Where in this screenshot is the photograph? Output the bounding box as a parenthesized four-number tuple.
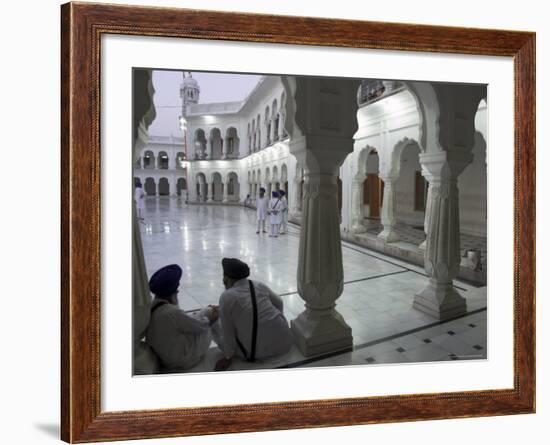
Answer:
(132, 69, 489, 375)
(58, 2, 536, 441)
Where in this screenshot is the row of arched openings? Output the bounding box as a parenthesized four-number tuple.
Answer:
(134, 177, 187, 196)
(136, 151, 186, 170)
(193, 127, 240, 160)
(246, 91, 287, 154)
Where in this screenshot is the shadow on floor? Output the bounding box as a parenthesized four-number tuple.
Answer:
(33, 423, 59, 439)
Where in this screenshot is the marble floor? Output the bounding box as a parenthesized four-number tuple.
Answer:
(139, 197, 487, 373)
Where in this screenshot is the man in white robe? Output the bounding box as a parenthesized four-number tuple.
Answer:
(134, 182, 145, 220)
(256, 187, 268, 234)
(278, 189, 288, 234)
(145, 264, 219, 371)
(268, 191, 283, 237)
(213, 258, 293, 371)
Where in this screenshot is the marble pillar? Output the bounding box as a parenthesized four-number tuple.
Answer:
(132, 202, 157, 374)
(223, 181, 229, 203)
(132, 69, 158, 375)
(271, 118, 277, 143)
(290, 139, 353, 356)
(289, 177, 302, 219)
(418, 179, 431, 251)
(350, 176, 367, 234)
(281, 74, 359, 356)
(377, 175, 400, 243)
(414, 151, 472, 320)
(207, 183, 214, 202)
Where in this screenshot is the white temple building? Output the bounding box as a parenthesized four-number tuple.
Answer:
(134, 73, 487, 284)
(133, 71, 488, 373)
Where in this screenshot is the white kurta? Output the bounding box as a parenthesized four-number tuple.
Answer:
(145, 298, 212, 370)
(134, 187, 145, 211)
(280, 197, 288, 219)
(213, 279, 293, 360)
(268, 198, 283, 225)
(256, 196, 268, 220)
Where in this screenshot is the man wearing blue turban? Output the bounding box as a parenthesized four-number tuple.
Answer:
(145, 264, 219, 371)
(267, 190, 283, 237)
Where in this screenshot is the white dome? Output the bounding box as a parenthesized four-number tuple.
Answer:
(182, 76, 200, 91)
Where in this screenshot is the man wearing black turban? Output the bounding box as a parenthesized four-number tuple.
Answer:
(145, 264, 219, 371)
(212, 258, 293, 371)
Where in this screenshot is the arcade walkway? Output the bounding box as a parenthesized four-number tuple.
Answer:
(139, 197, 487, 373)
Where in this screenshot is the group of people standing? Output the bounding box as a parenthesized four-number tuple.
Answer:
(144, 259, 293, 372)
(254, 188, 288, 237)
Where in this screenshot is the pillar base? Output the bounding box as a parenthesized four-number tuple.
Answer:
(413, 282, 467, 320)
(378, 228, 400, 243)
(291, 309, 353, 357)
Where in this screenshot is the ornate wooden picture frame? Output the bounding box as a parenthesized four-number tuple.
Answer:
(61, 2, 535, 442)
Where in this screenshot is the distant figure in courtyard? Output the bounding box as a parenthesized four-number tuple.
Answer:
(212, 258, 293, 371)
(256, 187, 268, 234)
(134, 182, 145, 220)
(145, 264, 219, 371)
(244, 194, 252, 208)
(268, 190, 283, 237)
(278, 189, 288, 234)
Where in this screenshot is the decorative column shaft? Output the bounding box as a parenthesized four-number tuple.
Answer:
(223, 181, 229, 203)
(350, 176, 366, 233)
(290, 138, 353, 356)
(132, 69, 157, 375)
(271, 118, 277, 142)
(414, 151, 472, 320)
(281, 75, 360, 355)
(280, 112, 287, 138)
(205, 183, 212, 202)
(289, 165, 302, 219)
(377, 175, 400, 242)
(419, 174, 431, 250)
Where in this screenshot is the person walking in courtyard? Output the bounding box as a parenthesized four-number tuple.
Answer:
(212, 258, 293, 371)
(145, 264, 219, 371)
(268, 190, 283, 237)
(244, 194, 252, 208)
(256, 187, 268, 234)
(134, 182, 145, 220)
(278, 189, 288, 234)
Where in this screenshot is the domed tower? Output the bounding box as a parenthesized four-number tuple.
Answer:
(180, 71, 200, 116)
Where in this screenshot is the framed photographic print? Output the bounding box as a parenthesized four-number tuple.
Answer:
(61, 1, 535, 442)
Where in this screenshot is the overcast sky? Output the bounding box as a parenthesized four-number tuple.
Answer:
(147, 70, 262, 136)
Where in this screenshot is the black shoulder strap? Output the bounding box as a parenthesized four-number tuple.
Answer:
(248, 280, 258, 362)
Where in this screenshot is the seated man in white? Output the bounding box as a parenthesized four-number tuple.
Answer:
(145, 264, 219, 371)
(213, 258, 293, 371)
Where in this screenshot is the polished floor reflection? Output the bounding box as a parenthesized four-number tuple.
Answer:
(139, 197, 487, 373)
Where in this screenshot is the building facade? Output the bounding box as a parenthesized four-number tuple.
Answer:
(133, 73, 487, 281)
